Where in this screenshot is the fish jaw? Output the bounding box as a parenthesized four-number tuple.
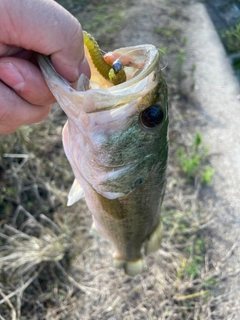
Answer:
(38, 42, 168, 275)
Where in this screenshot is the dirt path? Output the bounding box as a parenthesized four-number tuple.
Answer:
(184, 2, 240, 317)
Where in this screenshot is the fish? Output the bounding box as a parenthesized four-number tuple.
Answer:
(38, 32, 168, 276)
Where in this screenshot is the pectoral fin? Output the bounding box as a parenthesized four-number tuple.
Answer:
(67, 179, 85, 206)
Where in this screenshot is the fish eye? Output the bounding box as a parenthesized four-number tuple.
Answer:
(140, 104, 164, 129)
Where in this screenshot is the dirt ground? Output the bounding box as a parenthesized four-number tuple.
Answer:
(0, 0, 238, 319)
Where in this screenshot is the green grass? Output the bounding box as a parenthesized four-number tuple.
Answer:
(177, 132, 215, 184)
(155, 25, 181, 39)
(221, 21, 240, 53)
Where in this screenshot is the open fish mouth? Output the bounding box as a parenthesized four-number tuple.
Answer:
(38, 42, 161, 105)
(91, 44, 160, 88)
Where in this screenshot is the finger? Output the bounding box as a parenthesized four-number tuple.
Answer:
(0, 81, 50, 134)
(0, 44, 21, 57)
(1, 0, 90, 82)
(0, 56, 55, 105)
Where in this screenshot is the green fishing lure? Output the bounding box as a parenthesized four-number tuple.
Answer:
(83, 31, 126, 85)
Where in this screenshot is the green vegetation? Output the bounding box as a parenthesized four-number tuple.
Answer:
(164, 208, 206, 281)
(177, 132, 215, 184)
(73, 0, 128, 47)
(221, 21, 240, 53)
(177, 49, 185, 75)
(232, 58, 240, 82)
(161, 205, 215, 310)
(155, 24, 181, 39)
(184, 237, 205, 278)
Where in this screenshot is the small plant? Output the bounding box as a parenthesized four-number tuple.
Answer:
(201, 165, 215, 184)
(159, 46, 169, 55)
(221, 21, 240, 53)
(177, 49, 185, 71)
(185, 238, 205, 279)
(182, 36, 188, 46)
(177, 132, 215, 183)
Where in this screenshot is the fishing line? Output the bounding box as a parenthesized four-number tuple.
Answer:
(159, 49, 168, 71)
(100, 48, 107, 55)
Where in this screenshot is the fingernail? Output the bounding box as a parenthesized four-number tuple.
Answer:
(0, 62, 25, 91)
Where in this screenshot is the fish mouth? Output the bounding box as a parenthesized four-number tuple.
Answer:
(79, 44, 161, 114)
(107, 45, 160, 90)
(83, 43, 160, 89)
(38, 44, 161, 115)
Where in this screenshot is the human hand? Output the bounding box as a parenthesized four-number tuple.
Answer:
(0, 0, 90, 134)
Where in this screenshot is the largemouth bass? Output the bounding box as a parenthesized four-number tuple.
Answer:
(38, 34, 168, 276)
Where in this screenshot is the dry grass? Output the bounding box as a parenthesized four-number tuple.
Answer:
(0, 103, 223, 319)
(0, 0, 232, 319)
(0, 170, 219, 320)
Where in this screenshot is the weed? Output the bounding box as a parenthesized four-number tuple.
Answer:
(175, 48, 187, 88)
(203, 277, 218, 288)
(221, 21, 240, 53)
(159, 46, 169, 55)
(177, 49, 185, 70)
(184, 238, 205, 279)
(177, 132, 215, 184)
(190, 63, 197, 89)
(201, 165, 215, 184)
(191, 63, 196, 74)
(182, 36, 188, 45)
(74, 0, 127, 46)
